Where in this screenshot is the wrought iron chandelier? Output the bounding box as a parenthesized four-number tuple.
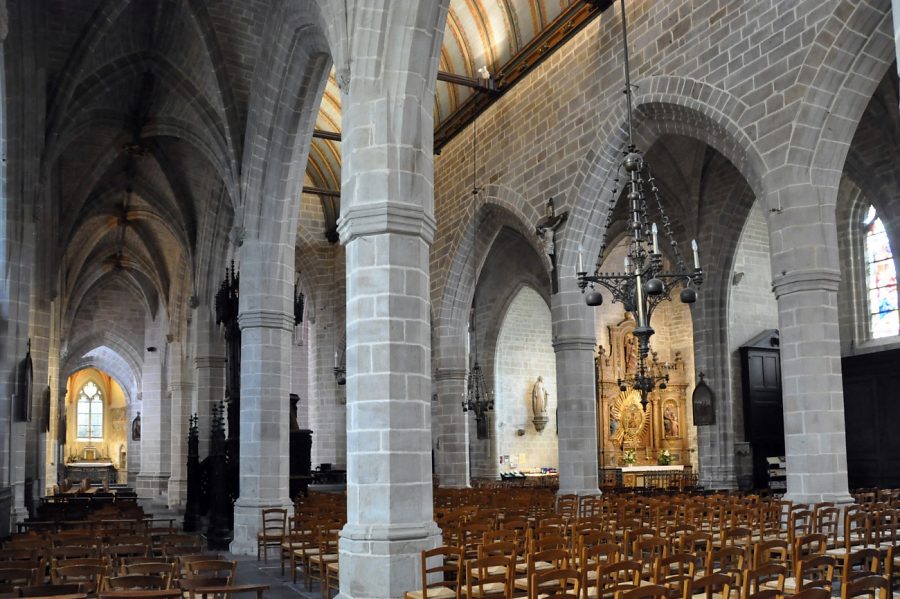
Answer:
(460, 105, 494, 439)
(461, 308, 494, 440)
(577, 0, 703, 408)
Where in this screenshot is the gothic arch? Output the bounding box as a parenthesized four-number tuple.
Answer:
(562, 76, 766, 273)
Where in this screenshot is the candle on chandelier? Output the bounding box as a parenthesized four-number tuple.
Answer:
(577, 244, 584, 274)
(624, 255, 631, 273)
(691, 239, 700, 269)
(651, 223, 659, 254)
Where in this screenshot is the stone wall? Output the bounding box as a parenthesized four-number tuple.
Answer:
(493, 286, 557, 472)
(727, 200, 778, 437)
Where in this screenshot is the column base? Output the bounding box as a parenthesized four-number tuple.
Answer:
(230, 496, 293, 555)
(167, 478, 187, 509)
(336, 522, 442, 599)
(136, 474, 169, 498)
(557, 488, 601, 497)
(782, 492, 855, 505)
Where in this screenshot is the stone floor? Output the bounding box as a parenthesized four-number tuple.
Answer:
(140, 499, 326, 599)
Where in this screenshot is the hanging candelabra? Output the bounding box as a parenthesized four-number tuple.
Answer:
(459, 100, 494, 439)
(577, 0, 703, 408)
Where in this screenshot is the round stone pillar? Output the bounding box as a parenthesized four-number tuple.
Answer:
(432, 366, 470, 488)
(772, 269, 853, 504)
(551, 279, 600, 496)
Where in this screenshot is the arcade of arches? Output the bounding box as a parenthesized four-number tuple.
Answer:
(1, 0, 900, 597)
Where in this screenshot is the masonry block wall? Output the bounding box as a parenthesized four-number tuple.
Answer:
(494, 286, 558, 472)
(728, 200, 779, 423)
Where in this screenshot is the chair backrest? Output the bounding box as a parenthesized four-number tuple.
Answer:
(528, 567, 580, 599)
(597, 559, 642, 598)
(0, 568, 39, 593)
(16, 583, 84, 597)
(753, 539, 789, 569)
(105, 575, 168, 590)
(465, 555, 512, 599)
(840, 574, 889, 599)
(185, 560, 236, 583)
(792, 533, 827, 564)
(741, 563, 787, 599)
(688, 573, 735, 599)
(261, 508, 287, 535)
(417, 546, 463, 599)
(618, 584, 669, 599)
(796, 554, 835, 592)
(478, 541, 517, 562)
(841, 547, 881, 586)
(790, 589, 831, 599)
(99, 590, 182, 599)
(121, 562, 175, 587)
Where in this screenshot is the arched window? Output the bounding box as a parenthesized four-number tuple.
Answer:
(76, 381, 103, 440)
(862, 205, 898, 338)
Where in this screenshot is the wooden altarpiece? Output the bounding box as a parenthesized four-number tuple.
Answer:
(596, 317, 691, 467)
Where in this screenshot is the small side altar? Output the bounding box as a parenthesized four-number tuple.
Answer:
(597, 316, 695, 469)
(65, 461, 116, 484)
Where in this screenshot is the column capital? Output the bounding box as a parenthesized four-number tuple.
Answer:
(194, 355, 226, 369)
(771, 268, 841, 298)
(237, 309, 294, 331)
(434, 368, 468, 382)
(337, 202, 437, 245)
(552, 336, 596, 353)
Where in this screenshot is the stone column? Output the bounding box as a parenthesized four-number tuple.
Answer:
(136, 337, 170, 498)
(772, 269, 853, 504)
(432, 365, 470, 488)
(167, 340, 191, 509)
(336, 210, 442, 599)
(230, 239, 294, 555)
(552, 278, 600, 496)
(328, 3, 448, 594)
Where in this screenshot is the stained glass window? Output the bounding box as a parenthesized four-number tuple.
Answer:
(76, 381, 103, 440)
(863, 206, 898, 338)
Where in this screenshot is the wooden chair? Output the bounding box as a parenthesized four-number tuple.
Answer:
(99, 591, 182, 599)
(653, 553, 697, 598)
(528, 568, 580, 599)
(840, 574, 889, 599)
(580, 544, 620, 599)
(16, 583, 84, 597)
(465, 555, 513, 599)
(184, 560, 236, 584)
(740, 563, 786, 599)
(119, 563, 175, 588)
(788, 589, 829, 599)
(840, 547, 880, 589)
(513, 549, 568, 595)
(783, 554, 836, 595)
(104, 575, 168, 591)
(256, 507, 287, 563)
(51, 564, 107, 594)
(403, 546, 463, 599)
(289, 529, 320, 585)
(752, 539, 789, 569)
(684, 573, 734, 599)
(178, 576, 231, 599)
(0, 568, 39, 595)
(311, 529, 339, 596)
(617, 586, 668, 599)
(596, 560, 641, 599)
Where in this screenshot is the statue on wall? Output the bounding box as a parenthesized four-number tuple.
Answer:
(608, 403, 619, 436)
(132, 412, 141, 441)
(531, 376, 549, 433)
(624, 333, 638, 375)
(663, 402, 680, 438)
